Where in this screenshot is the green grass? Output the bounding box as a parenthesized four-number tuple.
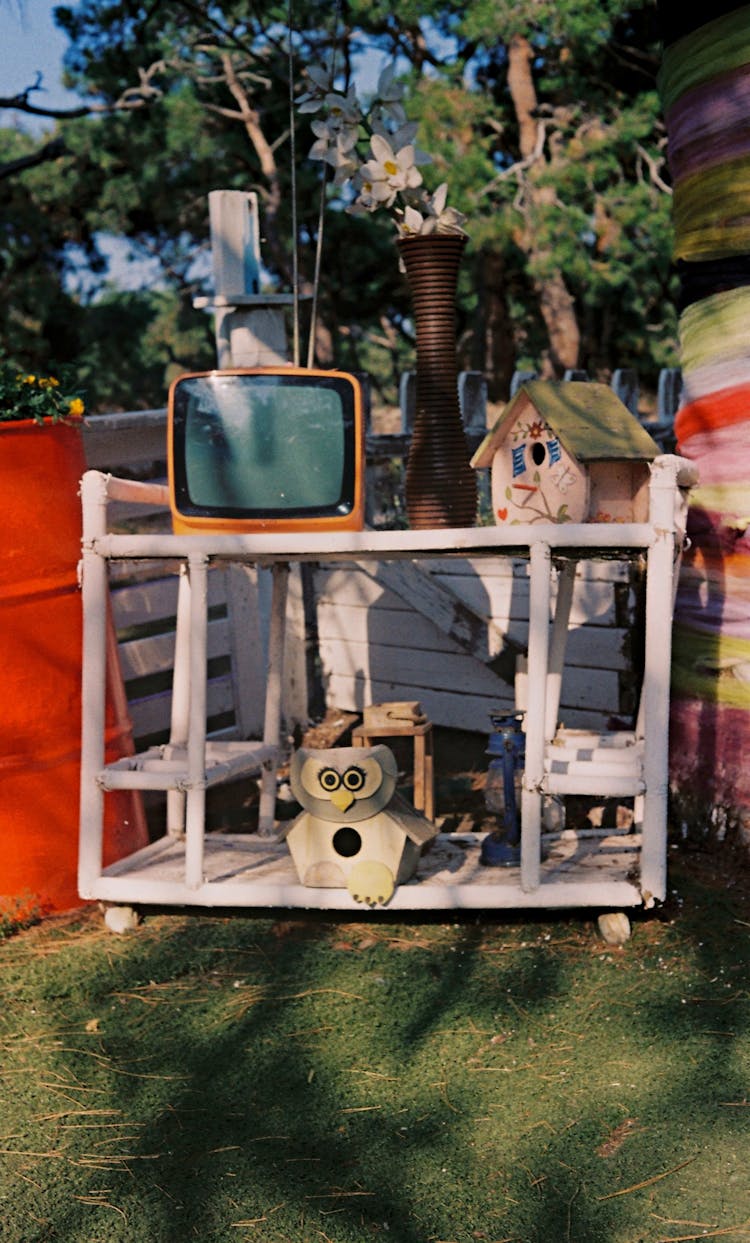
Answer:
(1, 850, 749, 1243)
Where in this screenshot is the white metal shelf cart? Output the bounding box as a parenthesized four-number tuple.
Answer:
(78, 455, 696, 916)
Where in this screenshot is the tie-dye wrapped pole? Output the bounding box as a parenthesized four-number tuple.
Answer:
(659, 3, 750, 837)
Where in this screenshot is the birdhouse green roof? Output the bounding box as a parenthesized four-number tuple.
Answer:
(471, 381, 660, 469)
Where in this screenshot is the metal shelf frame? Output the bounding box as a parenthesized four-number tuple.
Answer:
(78, 455, 696, 913)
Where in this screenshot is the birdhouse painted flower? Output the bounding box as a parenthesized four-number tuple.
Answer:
(471, 381, 660, 525)
(281, 745, 437, 906)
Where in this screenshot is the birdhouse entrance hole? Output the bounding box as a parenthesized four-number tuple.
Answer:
(333, 827, 362, 857)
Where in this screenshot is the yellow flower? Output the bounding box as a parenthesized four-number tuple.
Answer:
(68, 398, 85, 417)
(23, 374, 36, 384)
(39, 376, 60, 388)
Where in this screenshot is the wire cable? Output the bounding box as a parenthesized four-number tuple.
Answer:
(288, 0, 300, 365)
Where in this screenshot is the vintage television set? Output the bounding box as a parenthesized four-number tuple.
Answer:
(168, 367, 365, 534)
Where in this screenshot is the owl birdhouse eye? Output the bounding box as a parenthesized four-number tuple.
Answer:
(342, 766, 366, 792)
(318, 767, 341, 792)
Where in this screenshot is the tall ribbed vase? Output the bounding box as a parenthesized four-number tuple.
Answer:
(399, 235, 477, 529)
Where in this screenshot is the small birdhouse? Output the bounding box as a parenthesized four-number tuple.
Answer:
(280, 745, 438, 906)
(471, 381, 660, 525)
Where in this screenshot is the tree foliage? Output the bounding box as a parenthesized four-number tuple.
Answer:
(0, 0, 677, 408)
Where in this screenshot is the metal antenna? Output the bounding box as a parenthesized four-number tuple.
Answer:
(287, 0, 301, 366)
(288, 0, 345, 369)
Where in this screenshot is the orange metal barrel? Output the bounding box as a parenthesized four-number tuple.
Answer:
(0, 418, 148, 913)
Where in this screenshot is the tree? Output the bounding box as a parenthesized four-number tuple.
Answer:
(0, 0, 678, 407)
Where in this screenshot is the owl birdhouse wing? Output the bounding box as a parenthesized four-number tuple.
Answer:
(387, 790, 440, 845)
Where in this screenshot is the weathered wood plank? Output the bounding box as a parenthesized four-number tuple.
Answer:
(315, 602, 629, 670)
(427, 555, 632, 583)
(82, 409, 167, 470)
(354, 559, 505, 664)
(323, 673, 613, 735)
(320, 638, 620, 712)
(314, 564, 620, 627)
(128, 674, 236, 740)
(119, 616, 231, 681)
(111, 571, 228, 630)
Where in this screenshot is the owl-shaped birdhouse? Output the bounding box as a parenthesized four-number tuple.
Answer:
(471, 381, 660, 525)
(281, 745, 438, 906)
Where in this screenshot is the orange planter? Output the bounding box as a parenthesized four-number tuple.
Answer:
(0, 418, 148, 913)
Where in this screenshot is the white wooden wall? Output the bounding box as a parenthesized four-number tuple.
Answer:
(313, 557, 635, 736)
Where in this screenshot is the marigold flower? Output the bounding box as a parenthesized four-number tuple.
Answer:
(68, 398, 85, 416)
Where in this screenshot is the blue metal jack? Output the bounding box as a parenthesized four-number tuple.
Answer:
(480, 711, 525, 867)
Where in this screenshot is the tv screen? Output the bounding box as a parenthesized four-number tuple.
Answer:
(168, 368, 365, 533)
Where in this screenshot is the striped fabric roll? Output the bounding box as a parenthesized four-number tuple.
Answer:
(677, 418, 750, 480)
(660, 2, 750, 805)
(659, 7, 750, 113)
(666, 62, 750, 183)
(672, 155, 750, 260)
(681, 358, 750, 402)
(677, 256, 750, 311)
(674, 380, 750, 441)
(678, 287, 750, 373)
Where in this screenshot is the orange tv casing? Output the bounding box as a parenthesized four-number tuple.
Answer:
(168, 366, 365, 534)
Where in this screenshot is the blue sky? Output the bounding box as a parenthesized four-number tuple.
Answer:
(1, 0, 80, 127)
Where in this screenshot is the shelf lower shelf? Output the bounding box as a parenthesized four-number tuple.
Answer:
(83, 830, 645, 912)
(99, 740, 276, 791)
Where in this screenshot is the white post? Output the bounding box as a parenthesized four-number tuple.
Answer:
(258, 562, 289, 836)
(545, 559, 577, 741)
(225, 564, 266, 738)
(184, 554, 209, 889)
(640, 456, 680, 903)
(206, 189, 289, 367)
(521, 541, 551, 891)
(78, 471, 110, 895)
(166, 564, 192, 836)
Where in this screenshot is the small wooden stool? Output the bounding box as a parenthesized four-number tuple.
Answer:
(352, 712, 435, 822)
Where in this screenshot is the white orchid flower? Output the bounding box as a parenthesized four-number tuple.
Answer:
(297, 57, 338, 111)
(308, 116, 359, 163)
(375, 63, 403, 103)
(374, 63, 407, 125)
(323, 87, 361, 131)
(426, 183, 468, 235)
(351, 170, 398, 212)
(394, 183, 468, 237)
(326, 133, 361, 185)
(395, 204, 431, 237)
(370, 119, 432, 167)
(298, 55, 468, 239)
(308, 120, 336, 162)
(361, 133, 422, 195)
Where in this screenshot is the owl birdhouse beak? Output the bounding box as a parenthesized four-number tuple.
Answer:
(331, 787, 355, 812)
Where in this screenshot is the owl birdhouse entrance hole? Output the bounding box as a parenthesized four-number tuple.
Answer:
(282, 745, 438, 906)
(471, 381, 660, 525)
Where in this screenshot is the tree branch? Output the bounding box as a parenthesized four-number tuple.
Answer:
(635, 143, 673, 196)
(0, 62, 165, 121)
(0, 136, 67, 181)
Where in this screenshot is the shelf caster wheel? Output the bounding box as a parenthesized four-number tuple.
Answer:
(103, 905, 141, 934)
(597, 911, 631, 946)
